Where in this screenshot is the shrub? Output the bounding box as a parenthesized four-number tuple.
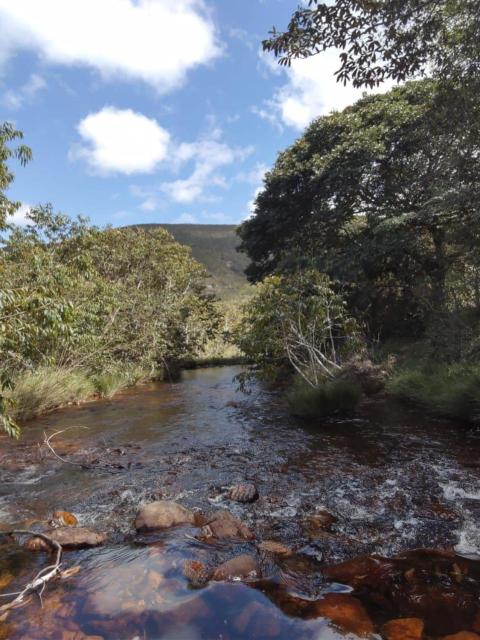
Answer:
(287, 377, 362, 418)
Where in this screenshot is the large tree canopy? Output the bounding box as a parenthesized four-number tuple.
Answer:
(238, 80, 480, 337)
(263, 0, 480, 88)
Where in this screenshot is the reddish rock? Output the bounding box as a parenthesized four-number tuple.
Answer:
(324, 554, 396, 589)
(183, 560, 212, 587)
(0, 571, 13, 589)
(200, 512, 254, 541)
(51, 510, 78, 527)
(306, 510, 338, 533)
(25, 527, 106, 550)
(309, 593, 374, 636)
(213, 554, 261, 581)
(258, 540, 293, 557)
(134, 500, 195, 531)
(229, 483, 259, 503)
(382, 618, 424, 639)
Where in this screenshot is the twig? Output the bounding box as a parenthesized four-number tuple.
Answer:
(42, 426, 91, 469)
(0, 530, 63, 617)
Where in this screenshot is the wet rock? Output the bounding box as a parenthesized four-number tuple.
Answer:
(0, 571, 13, 589)
(441, 634, 480, 640)
(134, 500, 195, 531)
(183, 560, 212, 587)
(225, 400, 240, 408)
(25, 527, 107, 550)
(61, 633, 103, 640)
(258, 540, 293, 557)
(382, 618, 424, 640)
(51, 510, 78, 527)
(305, 510, 338, 534)
(200, 511, 254, 541)
(308, 593, 374, 636)
(324, 554, 396, 589)
(229, 483, 259, 503)
(213, 554, 261, 581)
(0, 624, 13, 640)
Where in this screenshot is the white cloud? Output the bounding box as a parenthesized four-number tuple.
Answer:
(244, 163, 268, 219)
(72, 107, 170, 175)
(160, 128, 254, 204)
(8, 203, 31, 226)
(257, 51, 393, 130)
(175, 212, 198, 223)
(0, 0, 221, 93)
(2, 73, 46, 109)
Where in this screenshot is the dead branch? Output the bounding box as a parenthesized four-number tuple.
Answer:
(0, 530, 63, 617)
(42, 426, 91, 469)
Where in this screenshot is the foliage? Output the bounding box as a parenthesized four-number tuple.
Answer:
(238, 80, 480, 339)
(0, 206, 221, 432)
(287, 376, 361, 418)
(0, 122, 32, 230)
(235, 269, 361, 386)
(387, 363, 480, 424)
(263, 0, 480, 88)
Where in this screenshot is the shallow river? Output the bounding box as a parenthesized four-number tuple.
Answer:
(1, 366, 480, 639)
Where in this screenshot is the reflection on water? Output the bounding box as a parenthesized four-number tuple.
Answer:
(1, 366, 480, 638)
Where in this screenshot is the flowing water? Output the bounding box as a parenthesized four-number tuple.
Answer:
(1, 366, 480, 639)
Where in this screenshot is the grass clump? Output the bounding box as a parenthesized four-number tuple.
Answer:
(287, 377, 362, 418)
(11, 368, 95, 421)
(387, 363, 480, 423)
(92, 366, 148, 398)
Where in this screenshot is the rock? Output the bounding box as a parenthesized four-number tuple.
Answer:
(25, 527, 107, 550)
(309, 593, 374, 636)
(134, 500, 195, 531)
(305, 510, 338, 534)
(213, 554, 261, 581)
(258, 540, 293, 557)
(183, 560, 212, 587)
(0, 571, 13, 589)
(51, 510, 78, 527)
(229, 483, 259, 503)
(200, 511, 254, 541)
(324, 554, 396, 589)
(441, 634, 480, 640)
(382, 618, 424, 640)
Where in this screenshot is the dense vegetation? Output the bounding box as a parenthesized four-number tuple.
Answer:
(237, 1, 480, 422)
(0, 199, 220, 436)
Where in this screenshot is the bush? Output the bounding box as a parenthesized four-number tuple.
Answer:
(287, 377, 362, 418)
(11, 368, 95, 421)
(387, 363, 480, 423)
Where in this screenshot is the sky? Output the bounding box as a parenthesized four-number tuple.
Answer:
(0, 0, 376, 228)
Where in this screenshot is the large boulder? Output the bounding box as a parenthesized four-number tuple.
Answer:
(134, 500, 195, 531)
(213, 554, 261, 581)
(25, 527, 106, 550)
(200, 511, 254, 541)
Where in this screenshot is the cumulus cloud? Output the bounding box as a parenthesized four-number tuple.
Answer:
(71, 107, 170, 175)
(8, 203, 31, 226)
(2, 73, 46, 110)
(256, 50, 392, 130)
(0, 0, 221, 93)
(160, 128, 254, 204)
(175, 212, 198, 223)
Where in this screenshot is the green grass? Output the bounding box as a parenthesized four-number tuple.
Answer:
(92, 365, 149, 398)
(287, 377, 362, 418)
(387, 363, 480, 423)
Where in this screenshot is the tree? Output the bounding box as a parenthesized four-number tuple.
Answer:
(263, 0, 480, 88)
(0, 122, 31, 229)
(238, 80, 480, 338)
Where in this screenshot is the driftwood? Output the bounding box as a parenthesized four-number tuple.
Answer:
(0, 530, 63, 619)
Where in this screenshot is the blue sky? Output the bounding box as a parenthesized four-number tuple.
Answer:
(0, 0, 373, 227)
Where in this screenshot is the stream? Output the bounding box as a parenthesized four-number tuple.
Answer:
(1, 365, 480, 639)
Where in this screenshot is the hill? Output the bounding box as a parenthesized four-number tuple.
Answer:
(133, 224, 249, 299)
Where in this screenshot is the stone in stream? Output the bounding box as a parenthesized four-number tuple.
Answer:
(305, 510, 338, 534)
(25, 527, 107, 550)
(257, 540, 293, 557)
(199, 510, 254, 541)
(228, 483, 259, 503)
(50, 510, 78, 527)
(441, 634, 480, 640)
(307, 593, 374, 637)
(212, 554, 261, 581)
(134, 500, 195, 531)
(382, 618, 424, 640)
(183, 560, 212, 587)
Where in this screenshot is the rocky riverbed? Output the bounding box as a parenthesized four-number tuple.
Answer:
(1, 366, 480, 639)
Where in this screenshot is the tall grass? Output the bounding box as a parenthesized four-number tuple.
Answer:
(92, 366, 148, 398)
(11, 368, 95, 421)
(287, 377, 362, 418)
(387, 363, 480, 423)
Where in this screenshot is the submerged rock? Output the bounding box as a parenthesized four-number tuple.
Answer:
(441, 634, 480, 640)
(258, 540, 293, 557)
(305, 510, 338, 535)
(308, 593, 374, 636)
(229, 483, 259, 503)
(134, 500, 195, 531)
(25, 527, 107, 550)
(382, 618, 424, 640)
(213, 554, 260, 581)
(200, 511, 254, 541)
(183, 560, 212, 587)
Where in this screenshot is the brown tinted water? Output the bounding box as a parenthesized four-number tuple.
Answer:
(1, 366, 480, 639)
